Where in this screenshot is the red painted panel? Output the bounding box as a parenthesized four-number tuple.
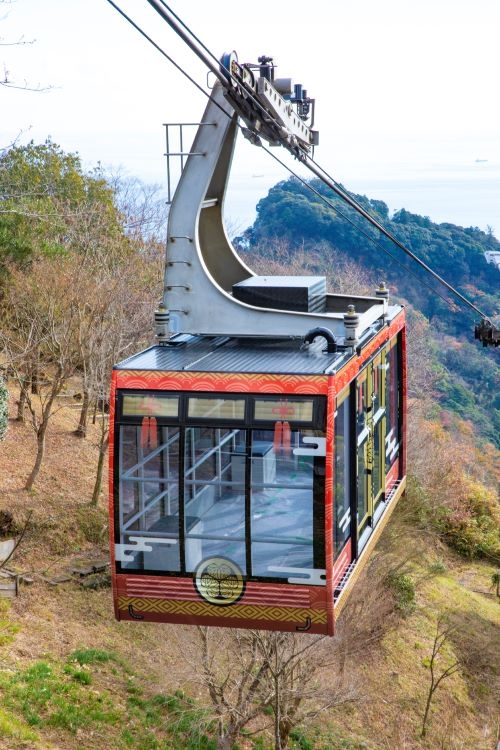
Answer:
(108, 372, 120, 620)
(114, 573, 329, 634)
(114, 370, 329, 395)
(324, 378, 336, 635)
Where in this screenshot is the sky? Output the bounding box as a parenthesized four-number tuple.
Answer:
(2, 0, 500, 237)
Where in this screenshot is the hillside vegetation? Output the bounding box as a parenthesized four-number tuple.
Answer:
(0, 386, 498, 750)
(237, 177, 500, 447)
(0, 144, 499, 749)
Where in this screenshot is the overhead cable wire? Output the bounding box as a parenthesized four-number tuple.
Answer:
(157, 0, 225, 73)
(104, 0, 264, 127)
(300, 154, 489, 319)
(144, 0, 227, 86)
(258, 144, 465, 314)
(107, 0, 493, 324)
(147, 0, 297, 134)
(104, 0, 212, 103)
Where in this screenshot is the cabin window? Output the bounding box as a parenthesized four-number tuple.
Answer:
(334, 389, 351, 555)
(372, 354, 385, 515)
(385, 337, 401, 472)
(188, 396, 245, 420)
(355, 347, 392, 545)
(350, 335, 402, 553)
(116, 424, 181, 571)
(122, 393, 179, 418)
(249, 427, 326, 580)
(114, 393, 326, 583)
(253, 398, 315, 423)
(356, 368, 370, 537)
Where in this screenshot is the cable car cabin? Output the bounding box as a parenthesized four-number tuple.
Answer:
(109, 308, 406, 636)
(109, 76, 407, 635)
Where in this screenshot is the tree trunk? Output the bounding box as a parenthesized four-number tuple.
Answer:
(91, 435, 108, 506)
(420, 687, 434, 737)
(25, 425, 47, 490)
(74, 390, 90, 438)
(24, 378, 61, 490)
(16, 383, 27, 422)
(31, 366, 40, 395)
(217, 723, 239, 750)
(279, 717, 294, 750)
(274, 680, 281, 750)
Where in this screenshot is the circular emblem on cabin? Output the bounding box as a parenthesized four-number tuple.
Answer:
(194, 557, 245, 606)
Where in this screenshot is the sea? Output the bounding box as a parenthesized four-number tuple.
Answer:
(224, 145, 500, 243)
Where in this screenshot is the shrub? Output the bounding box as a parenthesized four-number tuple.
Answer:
(407, 472, 500, 562)
(74, 506, 108, 544)
(386, 571, 416, 617)
(0, 600, 20, 646)
(68, 648, 115, 666)
(440, 480, 500, 560)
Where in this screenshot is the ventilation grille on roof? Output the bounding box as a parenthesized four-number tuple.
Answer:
(232, 276, 327, 313)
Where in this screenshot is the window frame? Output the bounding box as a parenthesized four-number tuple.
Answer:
(114, 391, 327, 582)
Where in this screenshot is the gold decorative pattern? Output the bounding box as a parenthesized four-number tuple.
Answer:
(194, 557, 245, 605)
(118, 596, 327, 624)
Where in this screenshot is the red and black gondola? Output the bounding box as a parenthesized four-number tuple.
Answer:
(109, 59, 407, 635)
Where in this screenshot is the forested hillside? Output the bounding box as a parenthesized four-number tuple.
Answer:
(237, 177, 500, 447)
(0, 143, 498, 750)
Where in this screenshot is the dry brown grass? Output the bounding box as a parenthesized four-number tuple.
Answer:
(0, 384, 498, 750)
(0, 386, 193, 684)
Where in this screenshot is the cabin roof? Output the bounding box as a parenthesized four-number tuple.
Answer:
(114, 306, 401, 376)
(114, 336, 340, 376)
(114, 326, 390, 382)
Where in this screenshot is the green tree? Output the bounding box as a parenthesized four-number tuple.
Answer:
(0, 139, 119, 274)
(244, 176, 500, 447)
(248, 176, 498, 327)
(0, 141, 140, 489)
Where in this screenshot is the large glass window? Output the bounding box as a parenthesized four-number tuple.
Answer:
(184, 426, 246, 572)
(114, 393, 326, 583)
(117, 424, 181, 571)
(334, 390, 351, 555)
(385, 339, 400, 472)
(249, 427, 325, 580)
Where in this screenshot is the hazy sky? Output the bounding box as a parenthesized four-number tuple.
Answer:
(2, 0, 500, 235)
